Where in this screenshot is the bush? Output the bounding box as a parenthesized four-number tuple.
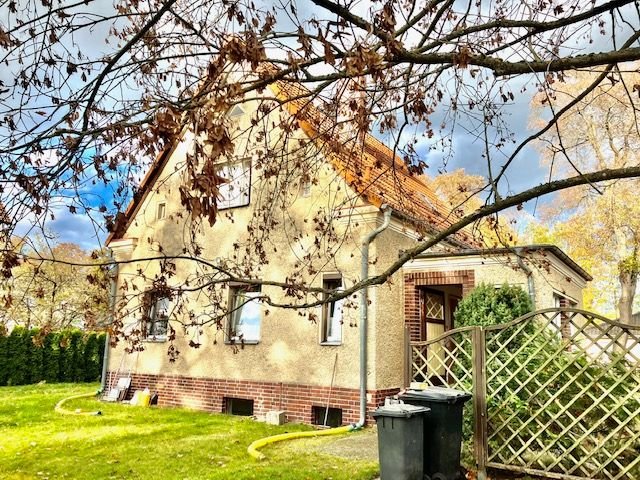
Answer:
(454, 283, 533, 328)
(0, 331, 7, 385)
(453, 283, 533, 441)
(0, 328, 105, 386)
(453, 285, 638, 478)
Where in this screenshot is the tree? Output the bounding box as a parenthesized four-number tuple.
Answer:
(426, 169, 518, 247)
(531, 69, 640, 323)
(1, 240, 110, 331)
(1, 1, 640, 346)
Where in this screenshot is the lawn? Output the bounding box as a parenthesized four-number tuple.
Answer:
(0, 383, 379, 480)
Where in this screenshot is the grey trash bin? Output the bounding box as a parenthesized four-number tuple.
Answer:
(399, 387, 472, 480)
(373, 402, 431, 480)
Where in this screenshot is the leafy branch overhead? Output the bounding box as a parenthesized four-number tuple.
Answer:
(1, 0, 640, 348)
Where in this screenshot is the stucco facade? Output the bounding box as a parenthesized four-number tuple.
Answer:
(105, 83, 591, 424)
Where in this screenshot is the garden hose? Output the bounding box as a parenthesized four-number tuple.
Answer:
(247, 424, 354, 461)
(54, 391, 102, 416)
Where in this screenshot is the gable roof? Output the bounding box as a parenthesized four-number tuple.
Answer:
(268, 79, 477, 247)
(106, 72, 478, 247)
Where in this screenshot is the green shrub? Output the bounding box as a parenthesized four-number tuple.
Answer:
(0, 328, 105, 386)
(454, 283, 533, 328)
(453, 283, 533, 440)
(42, 332, 60, 383)
(452, 286, 637, 477)
(0, 330, 7, 385)
(83, 333, 101, 382)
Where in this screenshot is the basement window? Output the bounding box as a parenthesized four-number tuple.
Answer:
(224, 397, 254, 416)
(312, 406, 342, 428)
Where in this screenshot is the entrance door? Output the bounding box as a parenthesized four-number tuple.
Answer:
(421, 289, 445, 341)
(421, 290, 446, 379)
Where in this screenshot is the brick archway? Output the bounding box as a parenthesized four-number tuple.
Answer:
(404, 270, 475, 342)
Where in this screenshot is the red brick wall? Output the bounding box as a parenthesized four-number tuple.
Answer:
(404, 270, 475, 342)
(106, 371, 399, 425)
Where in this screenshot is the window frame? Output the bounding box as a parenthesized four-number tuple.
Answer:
(156, 202, 166, 220)
(143, 293, 170, 342)
(300, 179, 311, 198)
(227, 284, 262, 344)
(320, 274, 343, 345)
(215, 158, 252, 210)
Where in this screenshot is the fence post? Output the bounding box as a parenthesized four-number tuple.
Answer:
(472, 327, 488, 480)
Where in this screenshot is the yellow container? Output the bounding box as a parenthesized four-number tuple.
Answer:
(138, 390, 151, 407)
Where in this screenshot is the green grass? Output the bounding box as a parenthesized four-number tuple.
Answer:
(0, 383, 379, 480)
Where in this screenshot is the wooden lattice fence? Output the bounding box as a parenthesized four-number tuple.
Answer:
(409, 308, 640, 480)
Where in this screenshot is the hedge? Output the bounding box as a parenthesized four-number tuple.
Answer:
(0, 327, 106, 386)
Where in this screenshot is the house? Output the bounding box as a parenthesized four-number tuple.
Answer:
(104, 73, 591, 426)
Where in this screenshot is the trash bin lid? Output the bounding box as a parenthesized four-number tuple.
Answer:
(401, 386, 472, 404)
(372, 403, 430, 418)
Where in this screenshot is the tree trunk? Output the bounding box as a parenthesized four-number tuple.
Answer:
(617, 269, 638, 325)
(616, 269, 637, 356)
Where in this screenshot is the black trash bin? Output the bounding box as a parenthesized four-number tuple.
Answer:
(373, 402, 431, 480)
(399, 387, 472, 480)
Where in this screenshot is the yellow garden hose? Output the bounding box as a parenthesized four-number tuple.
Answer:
(247, 424, 354, 461)
(54, 391, 102, 416)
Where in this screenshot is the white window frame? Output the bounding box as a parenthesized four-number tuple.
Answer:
(216, 159, 251, 209)
(300, 179, 311, 198)
(227, 285, 262, 344)
(144, 294, 170, 341)
(321, 275, 343, 345)
(156, 202, 166, 220)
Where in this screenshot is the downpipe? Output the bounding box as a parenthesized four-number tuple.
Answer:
(100, 253, 118, 393)
(247, 207, 393, 460)
(354, 204, 392, 429)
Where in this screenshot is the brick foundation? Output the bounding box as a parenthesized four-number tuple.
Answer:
(404, 270, 475, 342)
(106, 371, 399, 425)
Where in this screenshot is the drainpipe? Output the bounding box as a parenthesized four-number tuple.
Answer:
(515, 247, 536, 308)
(100, 253, 118, 392)
(354, 204, 392, 429)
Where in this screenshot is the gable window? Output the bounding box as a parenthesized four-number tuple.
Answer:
(321, 275, 343, 344)
(156, 202, 166, 220)
(144, 294, 170, 340)
(216, 159, 251, 209)
(300, 179, 311, 198)
(228, 285, 261, 343)
(228, 105, 245, 118)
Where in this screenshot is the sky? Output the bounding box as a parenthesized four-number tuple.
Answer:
(3, 1, 637, 252)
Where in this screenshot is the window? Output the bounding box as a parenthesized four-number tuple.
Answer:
(312, 406, 342, 427)
(300, 179, 311, 198)
(228, 105, 245, 118)
(321, 276, 343, 344)
(144, 294, 170, 340)
(228, 285, 261, 343)
(156, 202, 166, 220)
(224, 397, 254, 416)
(216, 159, 251, 209)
